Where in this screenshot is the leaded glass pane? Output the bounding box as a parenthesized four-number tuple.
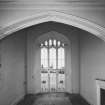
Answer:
(45, 40, 48, 46)
(58, 71, 65, 91)
(53, 39, 56, 46)
(41, 71, 48, 92)
(49, 39, 52, 46)
(57, 41, 60, 46)
(49, 47, 56, 69)
(41, 43, 43, 47)
(50, 71, 56, 92)
(41, 39, 65, 92)
(58, 47, 65, 69)
(41, 47, 48, 68)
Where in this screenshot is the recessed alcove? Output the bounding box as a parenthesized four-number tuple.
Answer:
(0, 21, 105, 105)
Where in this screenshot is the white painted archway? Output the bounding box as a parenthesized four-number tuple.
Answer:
(0, 11, 105, 41)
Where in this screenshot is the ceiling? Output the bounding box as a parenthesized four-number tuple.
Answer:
(0, 0, 105, 9)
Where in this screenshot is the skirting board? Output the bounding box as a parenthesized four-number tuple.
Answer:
(11, 94, 25, 105)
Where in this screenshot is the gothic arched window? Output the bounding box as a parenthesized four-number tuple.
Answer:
(40, 39, 65, 92)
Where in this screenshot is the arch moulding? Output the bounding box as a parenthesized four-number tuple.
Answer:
(0, 11, 105, 41)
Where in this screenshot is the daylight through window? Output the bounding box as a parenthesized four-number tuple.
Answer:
(40, 39, 65, 92)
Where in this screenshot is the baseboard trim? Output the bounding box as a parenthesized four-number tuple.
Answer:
(11, 94, 25, 105)
(80, 94, 93, 105)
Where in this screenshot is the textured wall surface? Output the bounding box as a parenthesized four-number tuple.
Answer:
(80, 31, 105, 105)
(0, 30, 26, 105)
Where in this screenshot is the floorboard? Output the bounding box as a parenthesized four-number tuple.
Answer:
(16, 93, 90, 105)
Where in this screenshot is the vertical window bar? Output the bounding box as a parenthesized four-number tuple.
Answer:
(41, 39, 65, 92)
(56, 40, 58, 91)
(48, 40, 50, 92)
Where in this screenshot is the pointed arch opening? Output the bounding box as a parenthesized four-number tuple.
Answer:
(36, 31, 71, 93)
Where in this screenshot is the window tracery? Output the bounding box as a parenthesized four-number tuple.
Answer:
(40, 39, 65, 92)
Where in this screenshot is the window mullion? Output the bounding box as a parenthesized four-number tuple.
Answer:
(56, 46, 58, 91)
(48, 41, 50, 92)
(48, 45, 49, 70)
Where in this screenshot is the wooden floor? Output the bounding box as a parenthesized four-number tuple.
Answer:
(16, 93, 90, 105)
